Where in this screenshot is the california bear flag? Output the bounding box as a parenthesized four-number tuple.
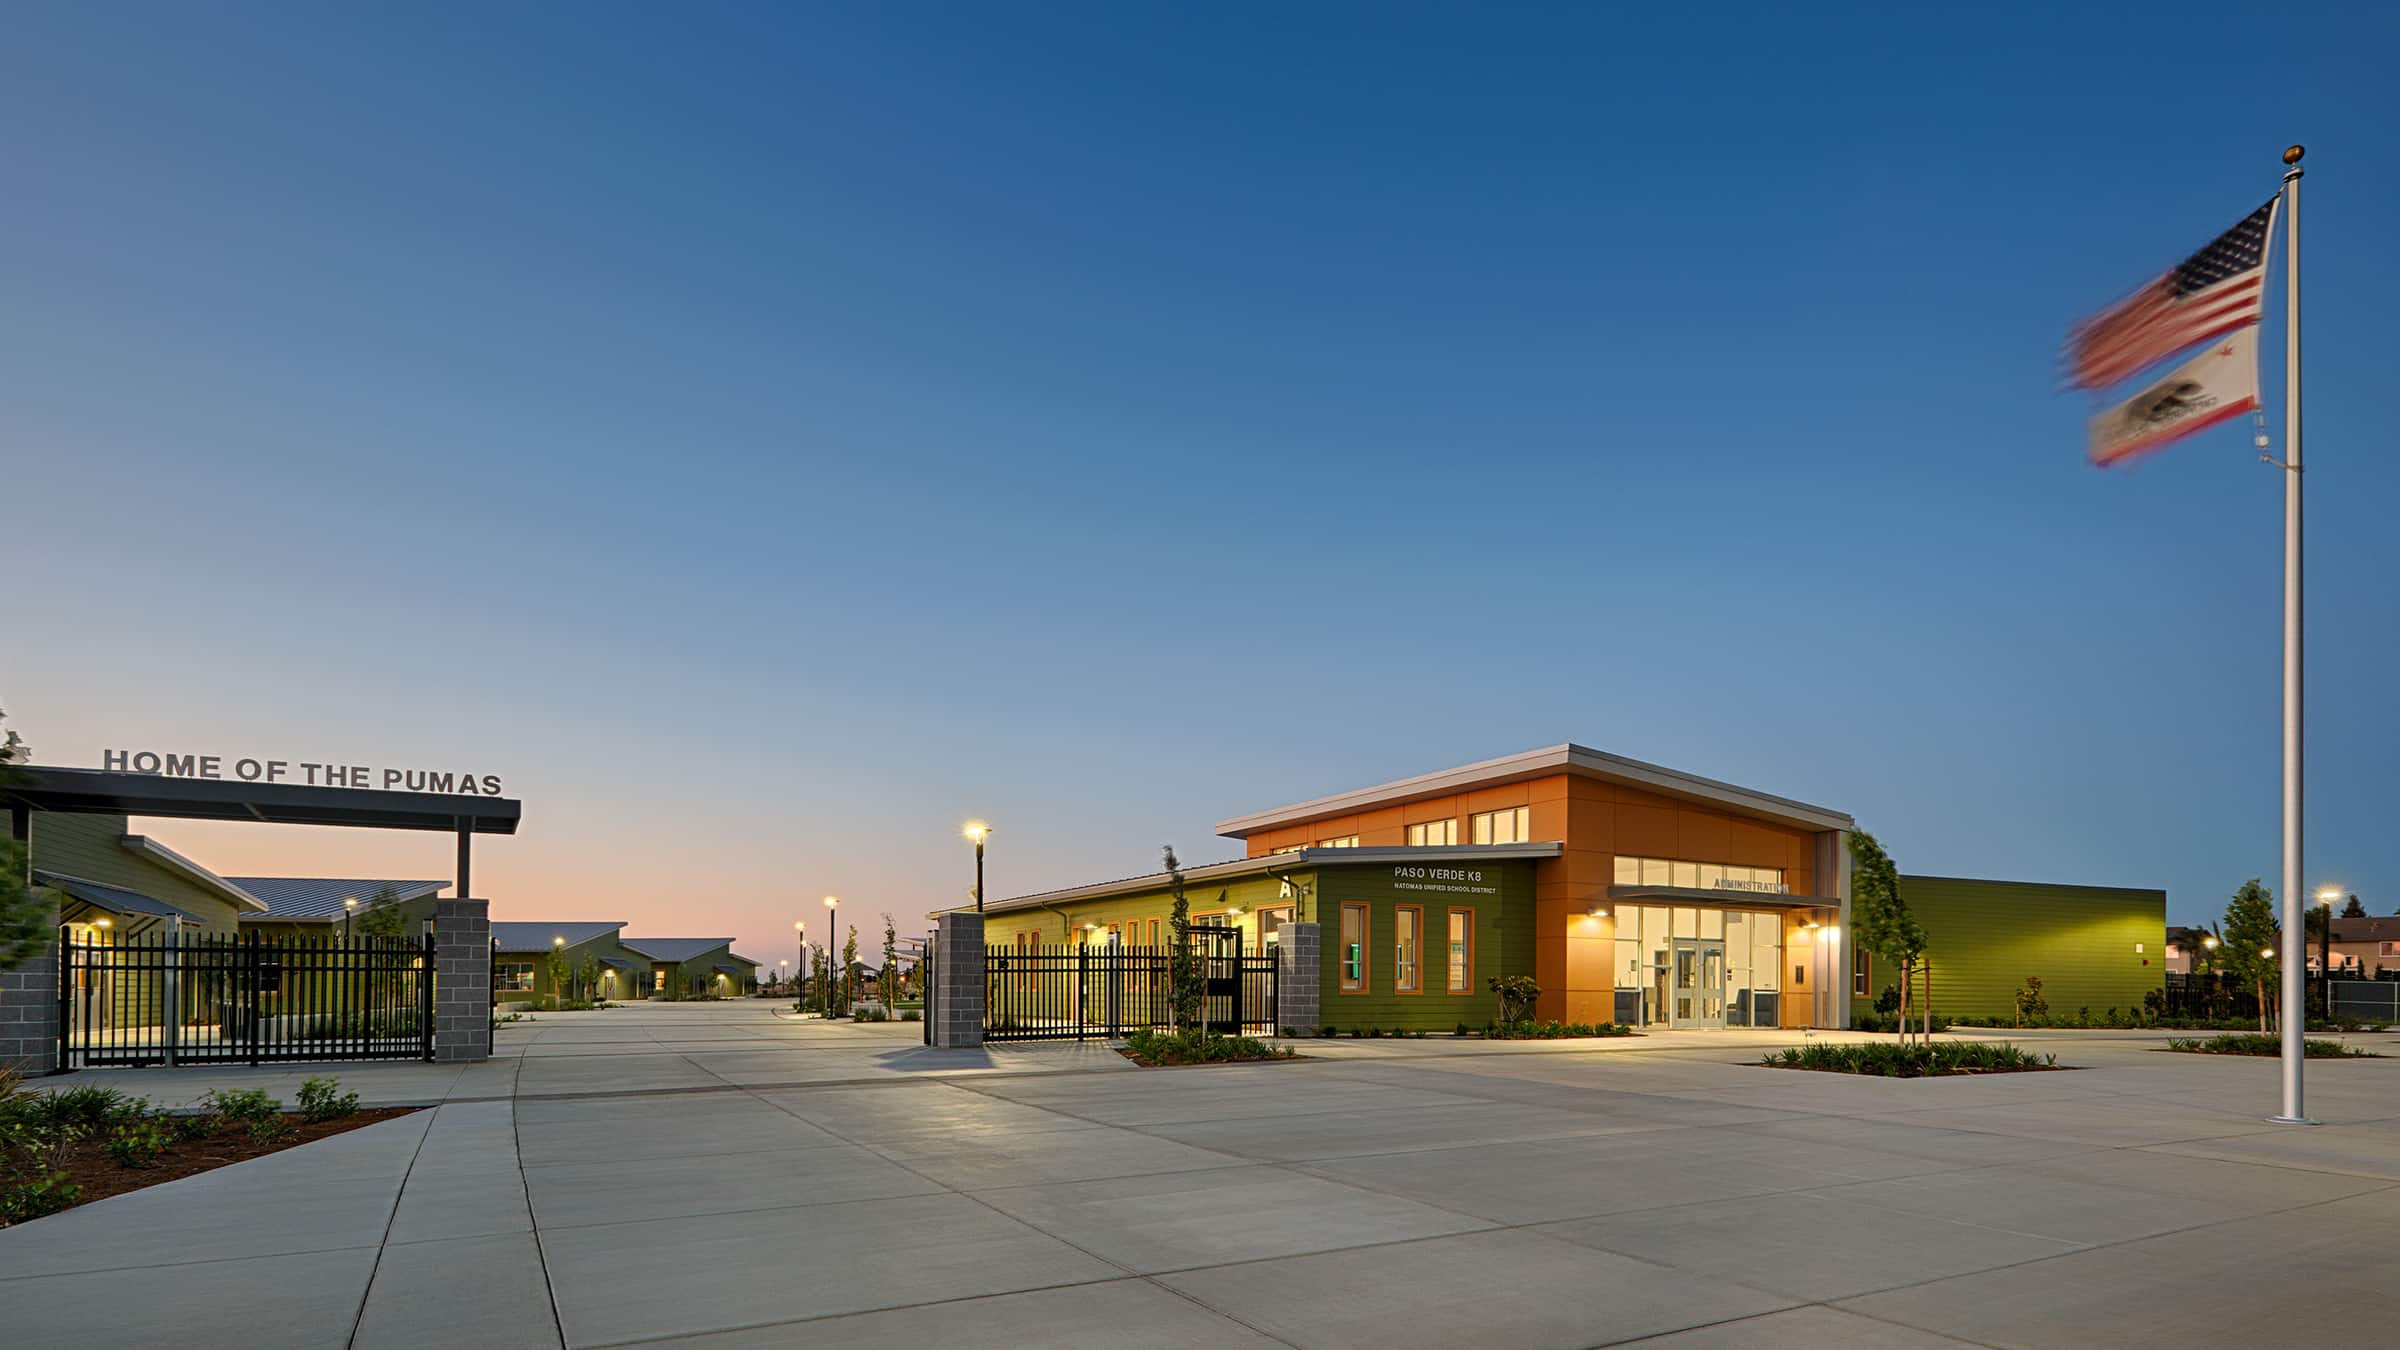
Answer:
(2087, 327, 2259, 467)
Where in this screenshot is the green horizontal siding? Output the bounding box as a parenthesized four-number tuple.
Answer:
(977, 859, 1536, 1033)
(1858, 875, 2166, 1021)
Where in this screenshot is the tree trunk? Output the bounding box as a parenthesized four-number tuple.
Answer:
(1923, 958, 1934, 1042)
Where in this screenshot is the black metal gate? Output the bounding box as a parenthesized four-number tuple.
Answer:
(984, 935, 1276, 1042)
(58, 929, 436, 1068)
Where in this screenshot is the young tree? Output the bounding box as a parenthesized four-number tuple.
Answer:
(2339, 894, 2366, 919)
(1162, 846, 1203, 1032)
(881, 913, 898, 1007)
(544, 947, 571, 1004)
(1849, 830, 1929, 1046)
(0, 705, 46, 973)
(842, 924, 859, 1013)
(2220, 879, 2280, 1033)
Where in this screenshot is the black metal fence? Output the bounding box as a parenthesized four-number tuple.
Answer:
(985, 943, 1277, 1041)
(2166, 969, 2400, 1023)
(59, 929, 436, 1067)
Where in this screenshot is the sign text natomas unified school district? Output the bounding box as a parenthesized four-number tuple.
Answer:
(103, 748, 504, 796)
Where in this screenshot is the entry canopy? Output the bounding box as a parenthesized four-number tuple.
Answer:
(1607, 884, 1839, 911)
(1, 766, 521, 834)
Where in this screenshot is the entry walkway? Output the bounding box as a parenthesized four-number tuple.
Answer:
(5, 1006, 2397, 1347)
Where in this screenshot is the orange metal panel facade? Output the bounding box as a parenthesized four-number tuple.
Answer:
(1237, 770, 1831, 1023)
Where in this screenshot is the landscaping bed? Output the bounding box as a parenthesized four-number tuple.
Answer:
(3, 1074, 406, 1227)
(2160, 1034, 2380, 1058)
(1761, 1041, 2063, 1077)
(1119, 1029, 1298, 1067)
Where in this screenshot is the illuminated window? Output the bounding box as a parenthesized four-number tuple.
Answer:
(1395, 905, 1421, 993)
(1469, 806, 1530, 845)
(1446, 909, 1473, 992)
(1317, 835, 1360, 848)
(1612, 856, 1786, 893)
(498, 962, 536, 992)
(1853, 947, 1872, 996)
(1340, 903, 1368, 992)
(1406, 819, 1457, 847)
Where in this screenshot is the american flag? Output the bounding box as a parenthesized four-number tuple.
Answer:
(2066, 198, 2276, 390)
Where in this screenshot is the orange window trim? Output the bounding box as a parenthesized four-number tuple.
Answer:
(1395, 903, 1423, 994)
(1340, 902, 1369, 994)
(1446, 906, 1475, 993)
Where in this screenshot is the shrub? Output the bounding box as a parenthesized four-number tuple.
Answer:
(246, 1116, 295, 1145)
(1122, 1029, 1294, 1066)
(297, 1077, 360, 1123)
(200, 1087, 281, 1126)
(20, 1084, 142, 1131)
(1487, 1021, 1635, 1040)
(900, 1009, 921, 1022)
(2164, 1034, 2377, 1058)
(1, 1170, 81, 1223)
(1873, 984, 1901, 1014)
(1488, 974, 1540, 1026)
(2014, 975, 2048, 1025)
(1764, 1042, 2058, 1077)
(167, 1111, 219, 1143)
(106, 1120, 172, 1169)
(1318, 1025, 1337, 1039)
(851, 1006, 890, 1022)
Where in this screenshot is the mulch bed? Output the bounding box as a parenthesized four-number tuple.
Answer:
(21, 1108, 418, 1218)
(1757, 1062, 2072, 1078)
(1113, 1048, 1309, 1069)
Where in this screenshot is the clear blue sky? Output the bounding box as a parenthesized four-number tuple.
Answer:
(5, 3, 2395, 960)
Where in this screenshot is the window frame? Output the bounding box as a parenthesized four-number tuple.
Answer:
(1852, 946, 1872, 996)
(1316, 835, 1360, 848)
(1406, 818, 1457, 847)
(498, 962, 537, 992)
(1445, 907, 1475, 993)
(1339, 902, 1369, 993)
(1394, 904, 1423, 994)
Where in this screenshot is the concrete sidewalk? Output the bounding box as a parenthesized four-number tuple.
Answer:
(6, 1007, 2398, 1348)
(42, 999, 1134, 1110)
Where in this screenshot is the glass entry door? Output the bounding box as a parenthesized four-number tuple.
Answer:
(1670, 938, 1726, 1029)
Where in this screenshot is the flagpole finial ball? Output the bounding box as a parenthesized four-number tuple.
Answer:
(2282, 144, 2305, 165)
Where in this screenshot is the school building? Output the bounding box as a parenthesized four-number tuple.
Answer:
(974, 744, 2166, 1031)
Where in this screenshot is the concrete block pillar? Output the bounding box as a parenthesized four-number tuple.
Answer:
(0, 891, 61, 1074)
(929, 911, 985, 1049)
(432, 898, 492, 1063)
(1276, 922, 1320, 1036)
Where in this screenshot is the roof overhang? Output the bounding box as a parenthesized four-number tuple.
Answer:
(1605, 884, 1841, 912)
(1215, 743, 1852, 839)
(2, 766, 522, 834)
(957, 842, 1563, 918)
(121, 835, 269, 911)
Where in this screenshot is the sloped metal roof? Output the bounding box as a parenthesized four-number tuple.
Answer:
(491, 921, 627, 951)
(620, 937, 733, 962)
(224, 877, 448, 919)
(37, 870, 205, 921)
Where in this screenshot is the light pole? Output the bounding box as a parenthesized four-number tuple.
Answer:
(793, 920, 806, 998)
(964, 822, 991, 912)
(823, 895, 840, 1017)
(343, 896, 358, 941)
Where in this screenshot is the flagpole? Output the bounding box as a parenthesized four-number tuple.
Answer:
(2271, 143, 2311, 1126)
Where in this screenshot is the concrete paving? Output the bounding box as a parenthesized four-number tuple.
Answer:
(2, 1002, 2396, 1347)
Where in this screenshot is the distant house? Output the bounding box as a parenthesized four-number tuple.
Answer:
(620, 937, 756, 997)
(2164, 925, 2213, 975)
(2321, 916, 2400, 977)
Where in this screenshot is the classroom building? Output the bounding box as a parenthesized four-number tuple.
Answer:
(976, 743, 2166, 1032)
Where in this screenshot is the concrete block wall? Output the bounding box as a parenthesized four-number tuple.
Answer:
(433, 898, 492, 1063)
(929, 911, 985, 1048)
(0, 905, 60, 1074)
(1277, 921, 1320, 1036)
